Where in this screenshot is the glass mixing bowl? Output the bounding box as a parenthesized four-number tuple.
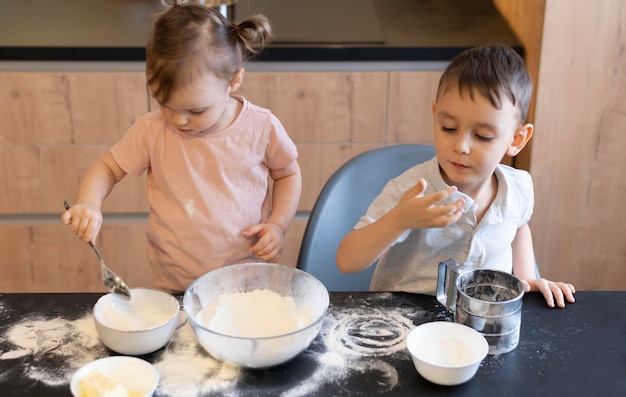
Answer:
(183, 262, 329, 369)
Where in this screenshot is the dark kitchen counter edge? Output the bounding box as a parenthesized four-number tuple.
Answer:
(0, 45, 524, 63)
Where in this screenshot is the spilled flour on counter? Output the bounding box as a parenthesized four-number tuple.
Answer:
(280, 300, 417, 397)
(0, 311, 240, 395)
(0, 316, 106, 386)
(0, 293, 424, 396)
(327, 309, 415, 356)
(153, 322, 241, 397)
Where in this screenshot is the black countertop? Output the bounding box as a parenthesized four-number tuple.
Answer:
(0, 291, 624, 396)
(0, 0, 520, 62)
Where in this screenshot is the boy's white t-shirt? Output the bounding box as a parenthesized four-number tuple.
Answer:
(111, 96, 298, 292)
(355, 157, 534, 295)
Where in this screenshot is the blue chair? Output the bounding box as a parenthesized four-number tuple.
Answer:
(297, 144, 436, 291)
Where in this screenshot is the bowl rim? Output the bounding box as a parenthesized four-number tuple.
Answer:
(184, 262, 330, 340)
(407, 321, 489, 368)
(69, 356, 159, 397)
(456, 269, 525, 305)
(94, 288, 180, 333)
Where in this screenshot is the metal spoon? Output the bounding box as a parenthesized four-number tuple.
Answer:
(64, 201, 131, 300)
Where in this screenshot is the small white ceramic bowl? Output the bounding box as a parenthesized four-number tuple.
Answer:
(406, 321, 488, 386)
(70, 356, 159, 397)
(184, 262, 329, 369)
(94, 288, 180, 355)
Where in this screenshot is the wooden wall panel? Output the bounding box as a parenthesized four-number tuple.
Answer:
(0, 223, 152, 293)
(0, 72, 149, 214)
(0, 146, 148, 214)
(0, 72, 147, 145)
(0, 146, 40, 213)
(493, 0, 545, 171)
(0, 71, 152, 292)
(65, 73, 149, 144)
(281, 219, 306, 267)
(387, 71, 442, 144)
(238, 72, 387, 143)
(296, 143, 380, 211)
(529, 0, 626, 289)
(0, 73, 73, 144)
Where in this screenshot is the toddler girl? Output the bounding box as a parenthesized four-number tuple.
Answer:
(62, 1, 301, 292)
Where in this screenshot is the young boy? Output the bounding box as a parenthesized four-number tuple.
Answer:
(336, 44, 575, 308)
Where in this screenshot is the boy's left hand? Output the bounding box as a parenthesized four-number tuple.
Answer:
(522, 278, 576, 308)
(243, 223, 285, 262)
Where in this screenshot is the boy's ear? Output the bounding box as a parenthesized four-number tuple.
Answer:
(229, 68, 245, 92)
(506, 123, 534, 157)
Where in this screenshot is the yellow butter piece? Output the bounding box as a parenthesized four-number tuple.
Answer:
(79, 370, 128, 397)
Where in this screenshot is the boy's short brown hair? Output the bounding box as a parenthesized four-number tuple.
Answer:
(436, 44, 532, 124)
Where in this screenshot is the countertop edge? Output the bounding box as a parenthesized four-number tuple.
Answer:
(0, 45, 523, 64)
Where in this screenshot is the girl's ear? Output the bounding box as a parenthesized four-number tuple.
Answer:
(229, 68, 245, 93)
(507, 123, 534, 157)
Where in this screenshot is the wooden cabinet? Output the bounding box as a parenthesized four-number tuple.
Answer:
(0, 68, 442, 292)
(0, 72, 152, 292)
(495, 0, 626, 290)
(387, 71, 442, 144)
(0, 223, 152, 292)
(0, 72, 149, 214)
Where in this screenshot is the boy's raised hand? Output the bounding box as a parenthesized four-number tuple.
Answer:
(394, 179, 465, 230)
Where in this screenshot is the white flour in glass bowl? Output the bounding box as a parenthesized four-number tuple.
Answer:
(196, 289, 312, 337)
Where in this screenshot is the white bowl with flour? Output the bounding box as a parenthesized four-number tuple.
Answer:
(184, 263, 329, 369)
(406, 321, 488, 386)
(94, 288, 180, 355)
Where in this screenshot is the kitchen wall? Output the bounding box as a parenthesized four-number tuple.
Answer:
(496, 0, 626, 290)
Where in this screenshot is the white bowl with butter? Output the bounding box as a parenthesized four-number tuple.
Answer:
(70, 356, 159, 397)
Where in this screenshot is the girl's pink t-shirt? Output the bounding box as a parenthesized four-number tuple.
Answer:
(111, 96, 298, 291)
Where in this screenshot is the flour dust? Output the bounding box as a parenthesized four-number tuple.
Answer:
(0, 293, 425, 396)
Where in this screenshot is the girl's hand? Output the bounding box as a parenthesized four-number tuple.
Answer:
(522, 278, 576, 308)
(243, 222, 285, 262)
(61, 202, 103, 244)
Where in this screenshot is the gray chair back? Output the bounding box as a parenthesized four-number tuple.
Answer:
(297, 144, 436, 291)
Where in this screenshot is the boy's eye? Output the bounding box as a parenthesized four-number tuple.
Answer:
(475, 134, 493, 142)
(189, 109, 205, 115)
(441, 126, 456, 132)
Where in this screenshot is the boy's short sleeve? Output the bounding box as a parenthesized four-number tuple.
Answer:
(505, 167, 534, 227)
(520, 170, 534, 226)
